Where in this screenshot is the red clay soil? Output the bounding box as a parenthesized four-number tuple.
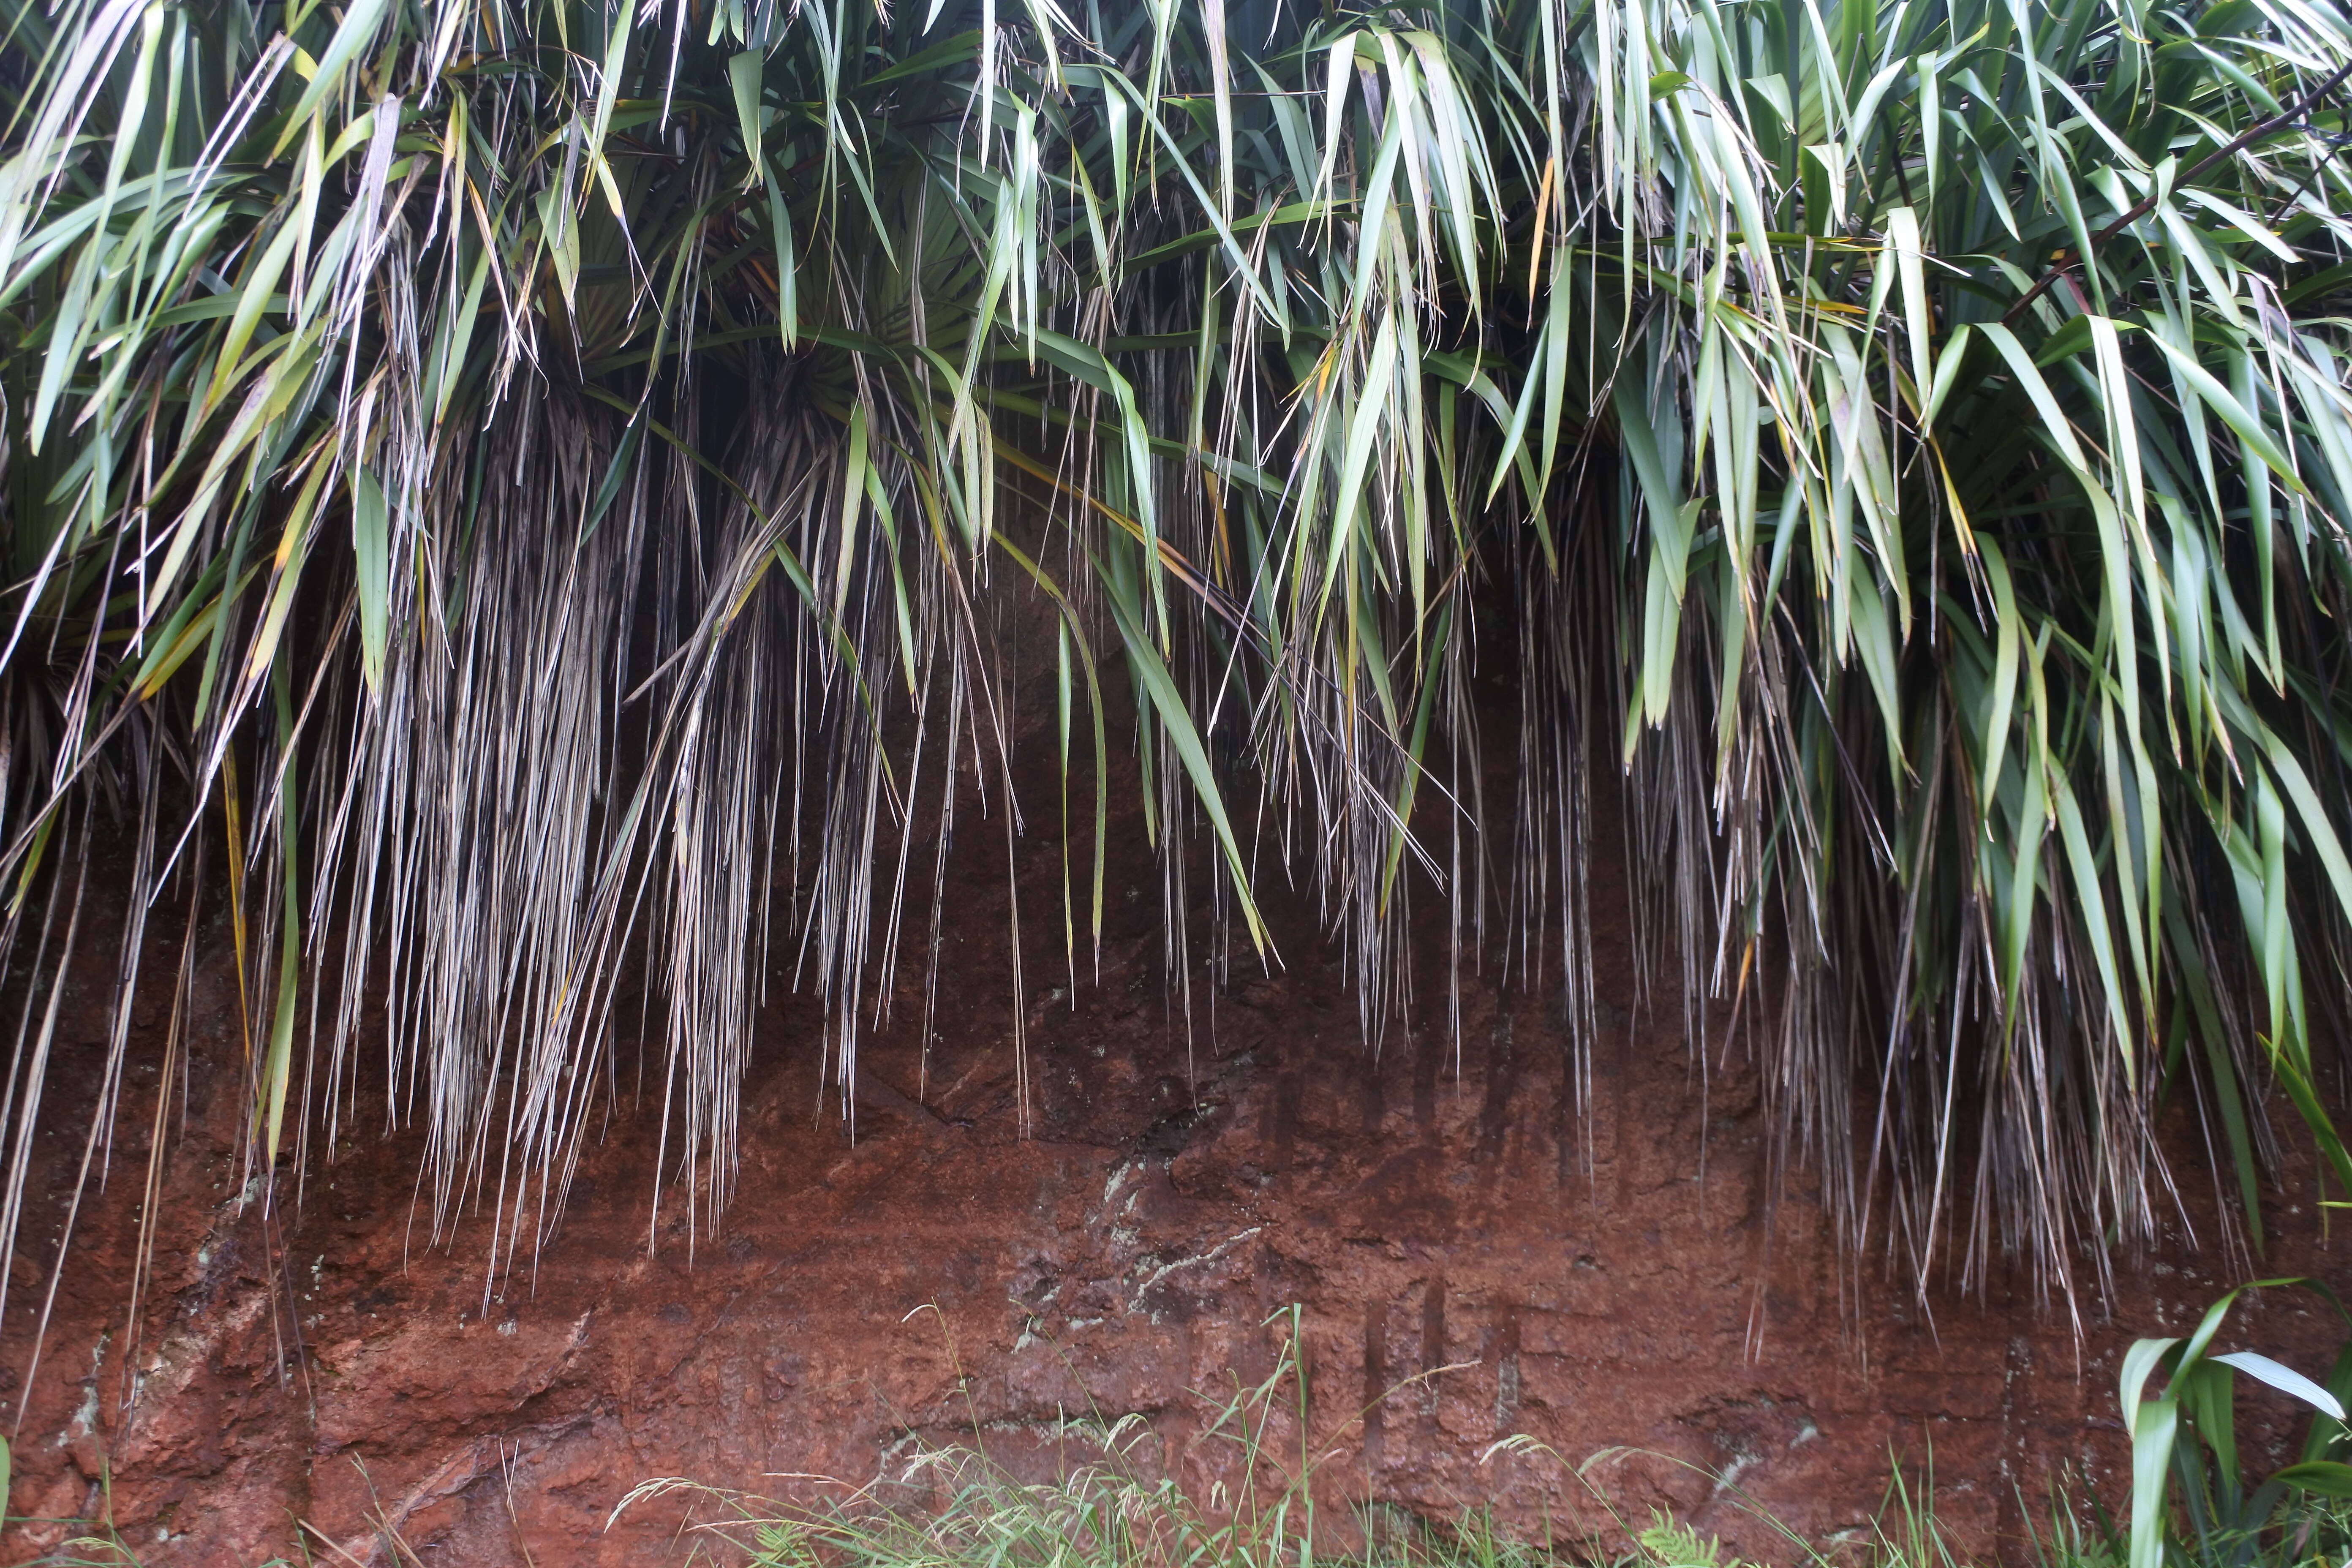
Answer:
(1, 796, 2345, 1568)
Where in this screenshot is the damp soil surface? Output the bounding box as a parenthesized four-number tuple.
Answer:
(1, 788, 2344, 1568)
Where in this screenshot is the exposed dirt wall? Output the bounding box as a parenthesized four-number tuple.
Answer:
(1, 795, 2344, 1567)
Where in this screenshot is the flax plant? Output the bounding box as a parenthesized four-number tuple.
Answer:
(0, 0, 2347, 1342)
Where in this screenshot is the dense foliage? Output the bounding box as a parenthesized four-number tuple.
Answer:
(0, 0, 2349, 1324)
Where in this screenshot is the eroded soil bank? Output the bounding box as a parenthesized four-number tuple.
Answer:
(1, 798, 2342, 1568)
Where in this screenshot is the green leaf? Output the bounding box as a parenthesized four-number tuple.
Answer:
(2129, 1395, 2179, 1568)
(2144, 334, 2303, 486)
(728, 49, 767, 178)
(2211, 1352, 2346, 1419)
(1100, 572, 1266, 953)
(272, 0, 393, 159)
(2274, 1461, 2352, 1500)
(352, 468, 389, 691)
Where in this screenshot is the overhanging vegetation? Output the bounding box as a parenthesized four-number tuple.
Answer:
(0, 0, 2348, 1321)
